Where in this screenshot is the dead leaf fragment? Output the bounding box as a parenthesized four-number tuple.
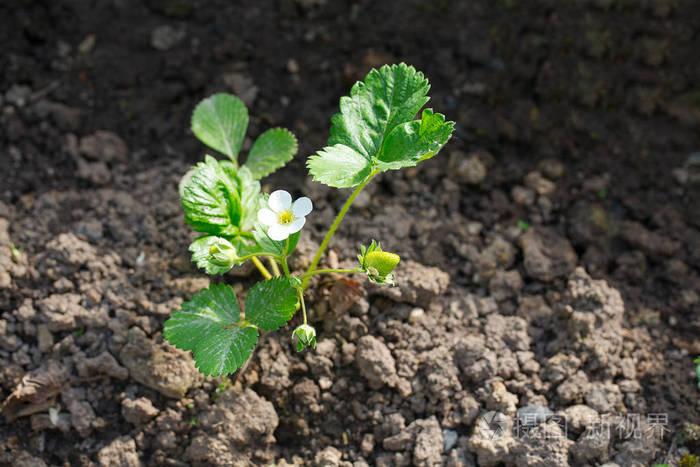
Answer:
(2, 362, 67, 422)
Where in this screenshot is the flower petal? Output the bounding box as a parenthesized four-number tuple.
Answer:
(268, 190, 292, 213)
(257, 208, 277, 226)
(292, 197, 313, 218)
(267, 224, 289, 241)
(286, 217, 306, 235)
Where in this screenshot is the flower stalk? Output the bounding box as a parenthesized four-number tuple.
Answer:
(251, 257, 272, 280)
(301, 169, 378, 290)
(268, 258, 281, 277)
(302, 268, 361, 279)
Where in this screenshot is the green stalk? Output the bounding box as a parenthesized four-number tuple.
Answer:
(282, 238, 292, 277)
(251, 257, 272, 280)
(298, 289, 308, 325)
(302, 268, 361, 280)
(302, 170, 378, 289)
(237, 253, 280, 262)
(268, 258, 281, 277)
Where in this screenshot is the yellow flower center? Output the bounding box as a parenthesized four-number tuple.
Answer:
(278, 210, 294, 224)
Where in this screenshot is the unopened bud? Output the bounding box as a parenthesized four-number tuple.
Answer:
(292, 324, 317, 352)
(208, 239, 238, 268)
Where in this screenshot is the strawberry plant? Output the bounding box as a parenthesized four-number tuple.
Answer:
(164, 63, 454, 376)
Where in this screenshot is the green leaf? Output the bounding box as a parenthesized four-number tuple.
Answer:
(181, 156, 241, 236)
(180, 157, 264, 237)
(191, 94, 248, 161)
(244, 128, 298, 179)
(252, 223, 301, 257)
(189, 236, 238, 275)
(329, 63, 430, 160)
(245, 277, 298, 331)
(307, 144, 372, 188)
(164, 284, 258, 376)
(376, 109, 455, 171)
(285, 230, 301, 255)
(236, 166, 265, 231)
(307, 64, 454, 188)
(178, 167, 196, 199)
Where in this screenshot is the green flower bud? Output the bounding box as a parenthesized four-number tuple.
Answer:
(208, 239, 238, 268)
(190, 236, 240, 275)
(292, 324, 317, 352)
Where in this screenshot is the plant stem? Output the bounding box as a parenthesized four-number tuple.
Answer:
(268, 258, 281, 277)
(298, 289, 308, 325)
(251, 256, 272, 280)
(303, 268, 361, 279)
(302, 170, 378, 289)
(281, 238, 292, 277)
(237, 253, 279, 262)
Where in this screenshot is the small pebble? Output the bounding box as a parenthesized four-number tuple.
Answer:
(516, 405, 554, 428)
(409, 308, 425, 324)
(151, 25, 186, 51)
(443, 429, 458, 452)
(287, 59, 300, 74)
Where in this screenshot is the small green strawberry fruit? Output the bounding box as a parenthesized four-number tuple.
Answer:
(358, 240, 400, 285)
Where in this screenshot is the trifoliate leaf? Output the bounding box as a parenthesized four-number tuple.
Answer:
(164, 284, 258, 376)
(189, 236, 239, 275)
(377, 109, 455, 171)
(181, 156, 241, 236)
(191, 93, 248, 161)
(329, 63, 430, 160)
(245, 277, 299, 331)
(244, 128, 298, 180)
(307, 63, 453, 188)
(307, 144, 372, 188)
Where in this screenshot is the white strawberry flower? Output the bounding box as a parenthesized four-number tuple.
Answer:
(257, 190, 313, 241)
